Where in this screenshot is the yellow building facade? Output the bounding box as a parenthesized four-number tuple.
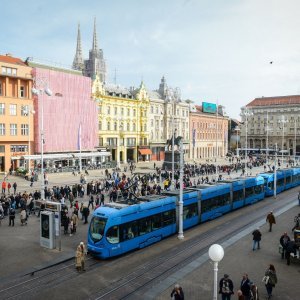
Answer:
(92, 76, 150, 163)
(0, 54, 34, 172)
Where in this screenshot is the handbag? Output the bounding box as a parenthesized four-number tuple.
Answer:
(262, 275, 270, 284)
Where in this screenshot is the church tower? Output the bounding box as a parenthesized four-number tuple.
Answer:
(83, 18, 107, 82)
(72, 23, 84, 71)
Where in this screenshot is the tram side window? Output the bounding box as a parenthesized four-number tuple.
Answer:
(120, 221, 138, 242)
(201, 193, 230, 213)
(139, 217, 151, 236)
(233, 190, 244, 202)
(286, 176, 291, 184)
(245, 187, 254, 197)
(106, 226, 120, 244)
(152, 213, 162, 231)
(277, 178, 284, 187)
(162, 210, 176, 227)
(183, 203, 198, 220)
(254, 184, 264, 195)
(267, 181, 274, 190)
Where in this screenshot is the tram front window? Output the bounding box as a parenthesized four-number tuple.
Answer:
(90, 217, 107, 242)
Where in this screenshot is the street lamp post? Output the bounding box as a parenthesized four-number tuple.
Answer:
(32, 84, 52, 200)
(274, 143, 278, 198)
(208, 244, 224, 300)
(178, 138, 184, 240)
(294, 117, 297, 164)
(279, 116, 287, 166)
(241, 108, 253, 177)
(235, 126, 240, 155)
(25, 105, 35, 172)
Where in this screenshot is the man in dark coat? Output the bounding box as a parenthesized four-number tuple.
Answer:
(82, 206, 90, 224)
(279, 232, 291, 259)
(252, 228, 262, 251)
(240, 273, 251, 300)
(219, 274, 234, 300)
(286, 239, 297, 265)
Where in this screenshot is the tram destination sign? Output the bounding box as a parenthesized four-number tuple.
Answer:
(202, 102, 217, 114)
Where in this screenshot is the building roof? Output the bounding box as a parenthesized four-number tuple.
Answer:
(247, 95, 300, 107)
(104, 83, 133, 97)
(0, 54, 27, 66)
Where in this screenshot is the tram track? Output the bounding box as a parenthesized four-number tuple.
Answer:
(0, 256, 102, 300)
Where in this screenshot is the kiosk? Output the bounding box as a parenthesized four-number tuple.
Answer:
(40, 211, 55, 249)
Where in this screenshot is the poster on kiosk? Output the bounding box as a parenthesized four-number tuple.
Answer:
(40, 211, 55, 249)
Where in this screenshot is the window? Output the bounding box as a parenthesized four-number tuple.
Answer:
(127, 108, 130, 116)
(90, 217, 106, 242)
(152, 214, 162, 230)
(114, 107, 117, 115)
(133, 123, 136, 131)
(10, 145, 28, 152)
(245, 187, 254, 198)
(151, 119, 153, 127)
(133, 109, 136, 117)
(162, 210, 176, 226)
(183, 203, 198, 220)
(120, 221, 138, 241)
(138, 217, 151, 235)
(10, 124, 17, 135)
(107, 106, 111, 114)
(0, 123, 5, 135)
(144, 124, 147, 131)
(201, 192, 231, 213)
(98, 121, 102, 130)
(20, 86, 25, 98)
(1, 67, 17, 75)
(0, 82, 2, 95)
(121, 108, 124, 115)
(127, 123, 130, 131)
(21, 124, 29, 135)
(10, 104, 17, 116)
(156, 106, 158, 114)
(254, 184, 264, 195)
(107, 122, 111, 131)
(21, 105, 29, 116)
(151, 106, 154, 113)
(0, 103, 5, 115)
(106, 226, 119, 244)
(233, 190, 244, 202)
(127, 138, 136, 146)
(0, 145, 4, 152)
(114, 122, 117, 131)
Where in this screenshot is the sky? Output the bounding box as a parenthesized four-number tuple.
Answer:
(1, 0, 300, 120)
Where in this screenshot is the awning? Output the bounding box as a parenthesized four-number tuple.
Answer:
(139, 149, 152, 155)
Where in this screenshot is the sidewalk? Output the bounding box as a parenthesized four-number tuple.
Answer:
(153, 202, 300, 300)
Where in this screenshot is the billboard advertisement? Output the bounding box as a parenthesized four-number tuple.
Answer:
(202, 102, 217, 114)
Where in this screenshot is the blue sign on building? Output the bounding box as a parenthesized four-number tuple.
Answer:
(202, 102, 217, 114)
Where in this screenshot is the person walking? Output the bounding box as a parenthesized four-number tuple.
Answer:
(266, 211, 276, 232)
(170, 283, 184, 300)
(279, 232, 291, 259)
(249, 282, 259, 300)
(20, 208, 27, 226)
(219, 274, 234, 300)
(264, 264, 277, 299)
(252, 227, 262, 251)
(82, 206, 90, 224)
(8, 207, 15, 226)
(13, 182, 17, 194)
(286, 239, 297, 265)
(240, 273, 251, 300)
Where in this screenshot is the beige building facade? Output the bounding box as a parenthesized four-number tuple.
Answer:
(240, 95, 300, 155)
(0, 54, 33, 172)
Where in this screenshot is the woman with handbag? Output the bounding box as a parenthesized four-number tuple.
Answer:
(264, 264, 277, 299)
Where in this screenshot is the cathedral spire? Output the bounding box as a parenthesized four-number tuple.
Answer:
(72, 23, 84, 71)
(92, 17, 99, 52)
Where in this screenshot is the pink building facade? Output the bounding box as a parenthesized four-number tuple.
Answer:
(32, 67, 98, 153)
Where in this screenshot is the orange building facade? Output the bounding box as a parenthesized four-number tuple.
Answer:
(0, 54, 33, 172)
(189, 105, 228, 160)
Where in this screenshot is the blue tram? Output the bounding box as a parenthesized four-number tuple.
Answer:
(88, 167, 300, 259)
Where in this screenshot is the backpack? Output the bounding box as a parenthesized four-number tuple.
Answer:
(222, 280, 230, 294)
